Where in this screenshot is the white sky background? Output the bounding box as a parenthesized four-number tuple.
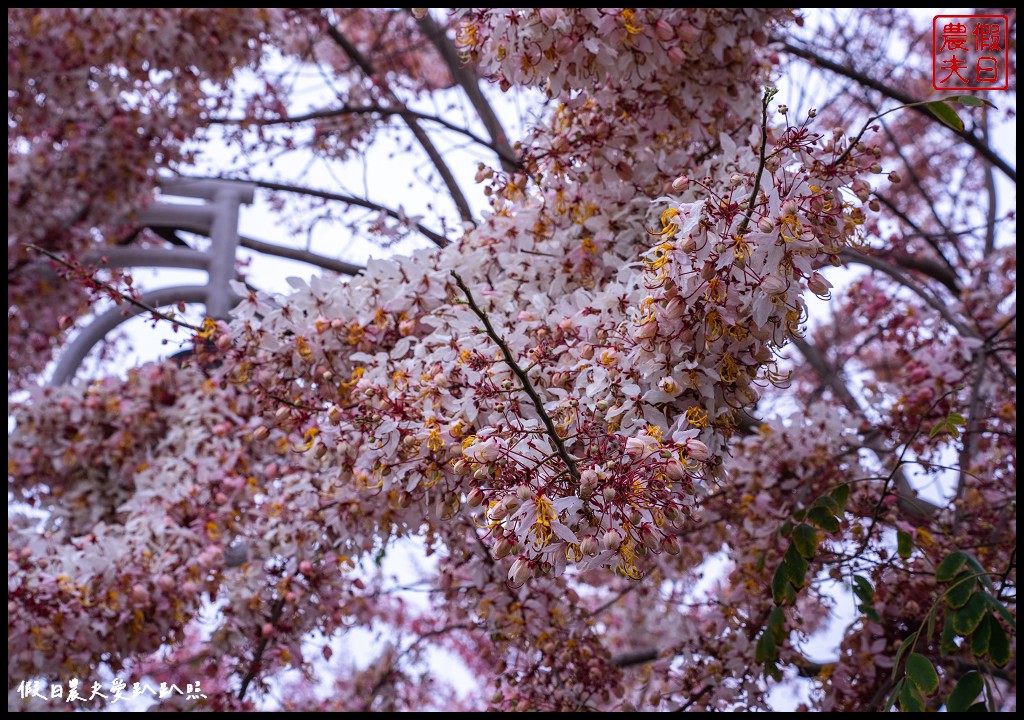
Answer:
(21, 7, 1016, 711)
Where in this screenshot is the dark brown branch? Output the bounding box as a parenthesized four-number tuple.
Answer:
(886, 252, 960, 295)
(790, 336, 939, 518)
(27, 244, 203, 332)
(611, 647, 659, 667)
(238, 597, 286, 700)
(415, 13, 520, 174)
(736, 87, 776, 237)
(873, 192, 960, 283)
(451, 271, 581, 481)
(239, 235, 363, 276)
(840, 248, 977, 340)
(241, 178, 450, 248)
(211, 103, 517, 167)
(324, 19, 476, 224)
(778, 40, 1016, 183)
(953, 347, 990, 532)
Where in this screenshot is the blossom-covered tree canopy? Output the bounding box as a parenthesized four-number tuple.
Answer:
(8, 8, 1016, 712)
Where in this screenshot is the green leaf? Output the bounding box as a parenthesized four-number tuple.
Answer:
(829, 483, 851, 509)
(925, 602, 939, 643)
(940, 614, 958, 655)
(963, 554, 997, 593)
(852, 575, 874, 604)
(792, 523, 818, 559)
(947, 94, 996, 109)
(946, 572, 976, 609)
(936, 551, 970, 582)
(896, 529, 913, 559)
(771, 562, 791, 604)
(906, 653, 940, 695)
(899, 677, 926, 712)
(883, 679, 903, 712)
(970, 613, 992, 657)
(988, 617, 1010, 666)
(927, 101, 965, 131)
(779, 519, 793, 537)
(947, 672, 984, 712)
(862, 606, 882, 623)
(807, 506, 841, 533)
(966, 701, 989, 711)
(953, 591, 988, 635)
(784, 545, 808, 588)
(814, 494, 842, 516)
(984, 593, 1017, 631)
(768, 606, 787, 644)
(892, 632, 918, 682)
(755, 628, 777, 664)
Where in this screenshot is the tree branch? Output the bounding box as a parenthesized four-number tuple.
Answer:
(237, 178, 450, 248)
(27, 244, 203, 332)
(238, 596, 286, 700)
(239, 234, 363, 276)
(415, 13, 520, 174)
(778, 40, 1016, 183)
(323, 19, 476, 225)
(790, 336, 940, 518)
(611, 647, 659, 667)
(451, 271, 581, 482)
(839, 248, 978, 340)
(211, 103, 518, 168)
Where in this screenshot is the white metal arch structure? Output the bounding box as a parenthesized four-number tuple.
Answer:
(49, 178, 255, 385)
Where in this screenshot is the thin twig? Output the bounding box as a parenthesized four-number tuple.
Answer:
(238, 597, 286, 700)
(27, 244, 203, 332)
(229, 178, 450, 248)
(450, 271, 580, 481)
(736, 87, 777, 237)
(323, 18, 476, 224)
(778, 39, 1016, 182)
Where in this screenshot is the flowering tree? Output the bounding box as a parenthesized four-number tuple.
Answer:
(8, 8, 1016, 712)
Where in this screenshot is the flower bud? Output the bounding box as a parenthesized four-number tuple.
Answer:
(632, 319, 658, 341)
(517, 485, 533, 501)
(758, 217, 774, 233)
(467, 487, 485, 507)
(655, 18, 675, 41)
(580, 536, 600, 556)
(664, 459, 686, 480)
(685, 438, 710, 461)
(807, 272, 832, 297)
(493, 538, 512, 558)
(508, 557, 532, 585)
(602, 529, 623, 551)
